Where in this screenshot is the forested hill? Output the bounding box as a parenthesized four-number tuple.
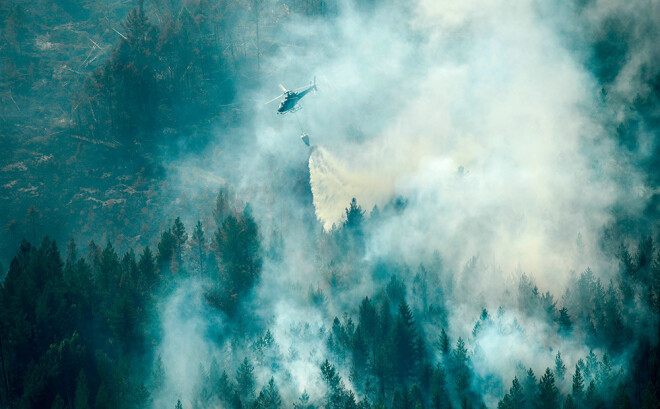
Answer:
(0, 0, 328, 267)
(1, 197, 660, 409)
(1, 0, 660, 408)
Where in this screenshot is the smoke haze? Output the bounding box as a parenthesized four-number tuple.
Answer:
(2, 0, 658, 408)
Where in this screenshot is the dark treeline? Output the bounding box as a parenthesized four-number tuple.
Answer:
(1, 189, 659, 409)
(0, 187, 262, 408)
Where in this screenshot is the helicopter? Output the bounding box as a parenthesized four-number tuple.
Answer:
(266, 77, 317, 114)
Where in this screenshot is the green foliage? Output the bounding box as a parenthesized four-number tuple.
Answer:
(562, 394, 576, 409)
(211, 203, 262, 314)
(572, 363, 584, 403)
(236, 357, 255, 400)
(108, 293, 137, 347)
(190, 220, 206, 274)
(538, 368, 559, 409)
(431, 365, 451, 409)
(557, 307, 572, 335)
(294, 390, 314, 409)
(393, 301, 421, 380)
(359, 296, 378, 341)
(523, 368, 537, 409)
(554, 352, 566, 381)
(344, 198, 365, 231)
(256, 377, 282, 409)
(452, 338, 470, 396)
(0, 191, 659, 409)
(78, 0, 236, 145)
(439, 329, 451, 355)
(502, 377, 525, 409)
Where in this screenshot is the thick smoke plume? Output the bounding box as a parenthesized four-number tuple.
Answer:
(294, 0, 649, 290)
(155, 0, 658, 402)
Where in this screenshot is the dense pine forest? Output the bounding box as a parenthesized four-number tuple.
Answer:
(3, 197, 660, 409)
(1, 0, 659, 408)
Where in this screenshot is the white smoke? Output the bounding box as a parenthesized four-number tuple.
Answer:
(156, 0, 655, 404)
(300, 0, 646, 291)
(309, 146, 396, 230)
(153, 280, 228, 408)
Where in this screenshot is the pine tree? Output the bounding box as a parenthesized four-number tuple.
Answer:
(218, 370, 235, 402)
(171, 217, 188, 271)
(453, 338, 470, 396)
(393, 301, 419, 380)
(392, 385, 413, 409)
(66, 237, 78, 267)
(557, 307, 573, 335)
(597, 353, 613, 390)
(87, 240, 102, 271)
(214, 206, 262, 314)
(555, 352, 567, 381)
(563, 395, 576, 409)
(258, 377, 282, 409)
(172, 217, 188, 252)
(108, 290, 136, 337)
(236, 357, 255, 400)
(320, 359, 341, 392)
(98, 241, 121, 292)
(498, 395, 512, 409)
(572, 364, 584, 404)
(358, 296, 378, 342)
(523, 368, 537, 409)
(25, 205, 41, 243)
(320, 360, 347, 409)
(440, 328, 451, 355)
(472, 309, 490, 338)
(214, 188, 232, 228)
(538, 368, 559, 409)
(132, 384, 151, 408)
(344, 198, 365, 230)
(190, 220, 206, 275)
(603, 283, 625, 349)
(294, 390, 314, 409)
(585, 351, 598, 380)
(352, 327, 368, 371)
(138, 247, 157, 290)
(509, 376, 525, 409)
(585, 381, 601, 408)
(413, 264, 430, 314)
(431, 365, 450, 409)
(157, 229, 176, 272)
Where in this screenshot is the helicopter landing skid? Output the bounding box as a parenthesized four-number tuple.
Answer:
(279, 105, 302, 115)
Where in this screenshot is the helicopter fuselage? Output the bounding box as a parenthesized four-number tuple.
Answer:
(277, 86, 315, 114)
